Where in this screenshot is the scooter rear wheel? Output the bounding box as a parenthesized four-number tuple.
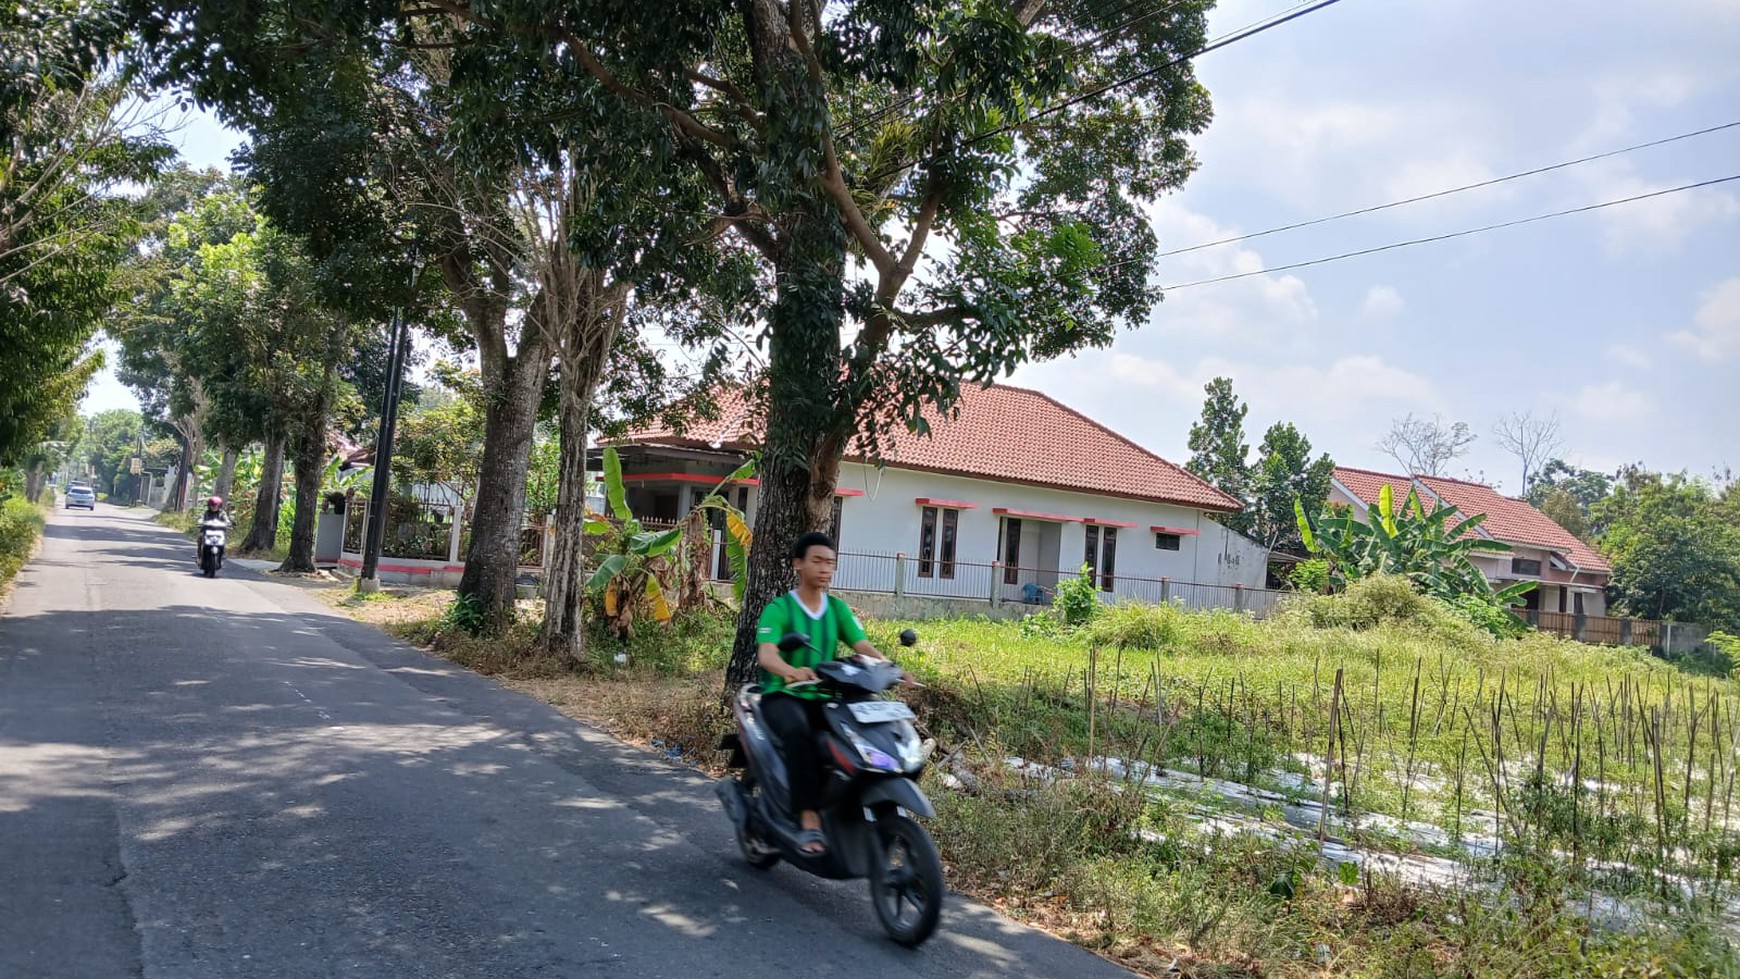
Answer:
(868, 813, 943, 947)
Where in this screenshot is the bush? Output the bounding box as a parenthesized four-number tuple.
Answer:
(1081, 601, 1184, 650)
(1297, 574, 1436, 630)
(0, 496, 47, 586)
(1448, 594, 1529, 639)
(1053, 563, 1101, 627)
(1288, 557, 1329, 593)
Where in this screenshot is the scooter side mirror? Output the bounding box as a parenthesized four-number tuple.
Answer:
(777, 632, 811, 654)
(898, 628, 919, 647)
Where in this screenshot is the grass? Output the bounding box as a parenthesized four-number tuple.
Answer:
(321, 577, 1740, 977)
(0, 494, 49, 592)
(154, 509, 289, 563)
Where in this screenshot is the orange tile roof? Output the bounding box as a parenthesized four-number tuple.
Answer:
(620, 384, 1242, 512)
(1331, 466, 1418, 513)
(1416, 475, 1612, 574)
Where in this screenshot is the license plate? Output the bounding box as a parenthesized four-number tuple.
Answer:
(848, 701, 915, 724)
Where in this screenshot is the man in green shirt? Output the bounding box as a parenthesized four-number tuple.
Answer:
(755, 531, 898, 855)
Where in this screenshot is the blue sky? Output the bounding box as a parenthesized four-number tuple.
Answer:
(85, 0, 1740, 492)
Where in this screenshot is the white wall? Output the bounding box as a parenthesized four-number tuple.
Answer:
(828, 464, 1267, 594)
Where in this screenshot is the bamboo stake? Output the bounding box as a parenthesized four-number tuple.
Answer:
(1318, 667, 1344, 843)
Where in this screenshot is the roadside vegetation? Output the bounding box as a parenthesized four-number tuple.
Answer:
(0, 488, 51, 591)
(328, 575, 1740, 978)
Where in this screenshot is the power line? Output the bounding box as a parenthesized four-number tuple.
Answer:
(836, 0, 1198, 141)
(965, 0, 1348, 147)
(1158, 119, 1740, 257)
(1157, 173, 1740, 290)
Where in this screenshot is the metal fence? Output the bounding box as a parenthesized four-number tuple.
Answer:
(381, 499, 460, 561)
(794, 549, 1287, 617)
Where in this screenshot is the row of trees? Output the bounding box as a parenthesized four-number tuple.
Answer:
(114, 0, 1222, 682)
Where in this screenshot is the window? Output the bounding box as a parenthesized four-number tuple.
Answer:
(1002, 518, 1022, 584)
(1574, 592, 1586, 615)
(940, 508, 958, 579)
(918, 506, 937, 577)
(1100, 527, 1117, 591)
(1154, 531, 1181, 551)
(1084, 525, 1118, 592)
(1512, 557, 1543, 576)
(829, 496, 843, 544)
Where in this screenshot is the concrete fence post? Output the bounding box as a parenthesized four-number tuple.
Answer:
(447, 505, 462, 563)
(1160, 577, 1171, 604)
(894, 553, 907, 599)
(990, 561, 1003, 606)
(1234, 582, 1246, 613)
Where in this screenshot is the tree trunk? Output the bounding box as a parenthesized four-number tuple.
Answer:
(242, 433, 285, 552)
(165, 429, 197, 513)
(25, 462, 46, 503)
(213, 447, 239, 501)
(724, 205, 848, 690)
(278, 416, 324, 573)
(540, 311, 618, 660)
(456, 338, 550, 630)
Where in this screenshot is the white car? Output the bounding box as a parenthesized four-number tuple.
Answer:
(65, 485, 97, 510)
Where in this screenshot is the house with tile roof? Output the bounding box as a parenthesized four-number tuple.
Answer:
(1328, 466, 1612, 617)
(602, 384, 1270, 605)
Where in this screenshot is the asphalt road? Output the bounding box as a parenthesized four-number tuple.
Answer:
(0, 504, 1133, 979)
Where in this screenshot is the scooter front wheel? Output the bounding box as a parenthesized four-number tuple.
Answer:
(868, 814, 943, 947)
(736, 825, 780, 870)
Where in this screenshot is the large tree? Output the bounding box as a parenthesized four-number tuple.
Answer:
(1592, 467, 1740, 630)
(130, 1, 1219, 679)
(1491, 409, 1561, 494)
(2, 2, 166, 465)
(1249, 421, 1334, 555)
(1185, 376, 1251, 530)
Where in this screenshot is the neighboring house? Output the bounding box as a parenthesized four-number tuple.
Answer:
(1328, 466, 1612, 617)
(605, 384, 1270, 604)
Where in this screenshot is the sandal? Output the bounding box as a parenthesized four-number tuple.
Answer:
(796, 828, 827, 856)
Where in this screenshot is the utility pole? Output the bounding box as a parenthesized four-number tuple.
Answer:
(358, 304, 412, 591)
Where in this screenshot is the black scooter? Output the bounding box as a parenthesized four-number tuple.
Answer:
(716, 630, 944, 946)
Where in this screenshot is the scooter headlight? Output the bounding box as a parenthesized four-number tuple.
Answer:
(843, 728, 902, 773)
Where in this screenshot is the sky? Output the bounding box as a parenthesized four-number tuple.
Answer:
(83, 0, 1740, 494)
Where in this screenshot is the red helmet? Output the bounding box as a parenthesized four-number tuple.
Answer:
(208, 496, 224, 508)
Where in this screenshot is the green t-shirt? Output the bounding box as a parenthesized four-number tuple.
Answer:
(755, 591, 867, 700)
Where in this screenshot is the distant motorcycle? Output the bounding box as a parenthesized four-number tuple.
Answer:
(198, 518, 227, 578)
(715, 629, 944, 946)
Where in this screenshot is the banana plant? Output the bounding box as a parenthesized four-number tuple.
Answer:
(583, 448, 755, 635)
(1297, 484, 1536, 611)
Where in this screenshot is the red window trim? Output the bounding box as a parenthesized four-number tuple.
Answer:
(1149, 525, 1201, 536)
(915, 497, 978, 509)
(993, 507, 1084, 522)
(622, 472, 760, 486)
(835, 488, 866, 497)
(1085, 518, 1138, 528)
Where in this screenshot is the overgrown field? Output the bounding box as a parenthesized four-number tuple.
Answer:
(337, 578, 1740, 977)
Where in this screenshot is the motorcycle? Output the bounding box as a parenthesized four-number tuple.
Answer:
(715, 629, 944, 947)
(198, 518, 228, 578)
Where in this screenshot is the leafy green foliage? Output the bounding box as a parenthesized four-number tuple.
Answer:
(1053, 564, 1102, 628)
(1184, 377, 1251, 526)
(1594, 467, 1740, 630)
(1, 4, 168, 463)
(1287, 558, 1330, 594)
(0, 495, 47, 587)
(392, 365, 487, 506)
(1297, 484, 1535, 619)
(1250, 421, 1335, 553)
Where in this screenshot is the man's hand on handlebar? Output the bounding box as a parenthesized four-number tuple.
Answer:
(784, 665, 819, 684)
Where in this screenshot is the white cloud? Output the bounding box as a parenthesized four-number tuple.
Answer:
(1670, 276, 1740, 362)
(1567, 381, 1652, 423)
(1576, 161, 1740, 255)
(1149, 200, 1317, 338)
(1360, 286, 1406, 319)
(1603, 343, 1652, 369)
(1107, 352, 1438, 426)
